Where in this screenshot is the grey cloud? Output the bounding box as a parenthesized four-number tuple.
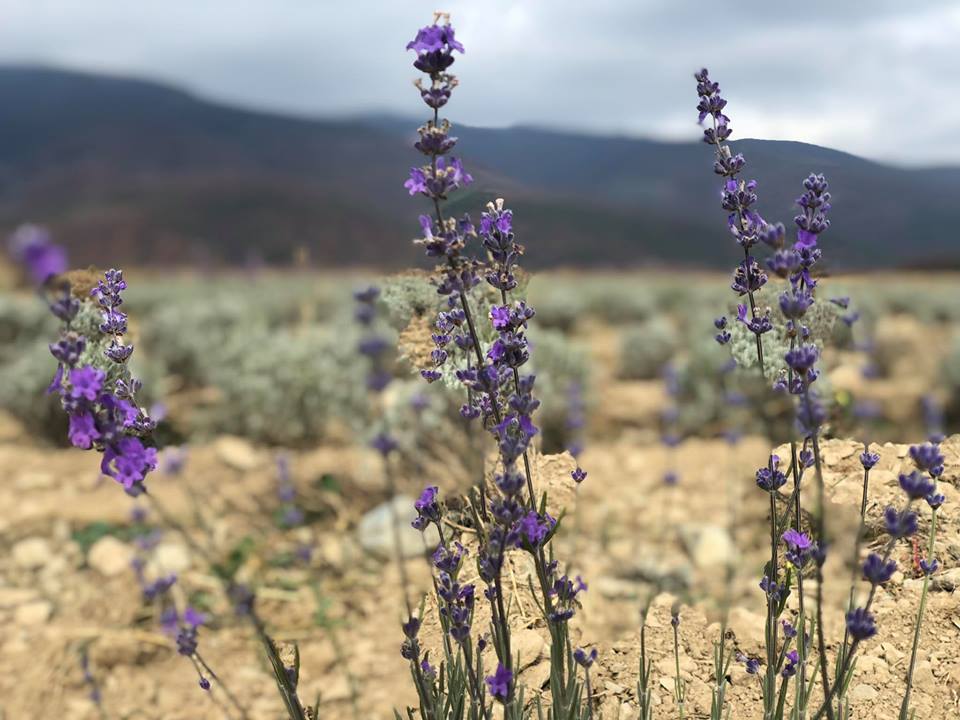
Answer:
(0, 0, 956, 164)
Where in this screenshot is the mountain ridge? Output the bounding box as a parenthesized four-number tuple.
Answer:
(1, 65, 958, 270)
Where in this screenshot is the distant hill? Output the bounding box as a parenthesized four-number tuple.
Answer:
(1, 66, 958, 270)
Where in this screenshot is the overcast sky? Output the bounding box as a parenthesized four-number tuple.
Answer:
(2, 1, 958, 166)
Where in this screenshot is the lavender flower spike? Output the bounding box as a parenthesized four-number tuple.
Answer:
(46, 268, 157, 495)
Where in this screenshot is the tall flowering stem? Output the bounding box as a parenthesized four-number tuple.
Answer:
(405, 16, 589, 717)
(697, 68, 840, 720)
(695, 69, 830, 718)
(46, 270, 156, 493)
(834, 446, 878, 714)
(898, 508, 939, 720)
(811, 443, 945, 720)
(44, 270, 306, 718)
(695, 69, 772, 373)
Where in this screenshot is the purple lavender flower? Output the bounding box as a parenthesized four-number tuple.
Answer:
(782, 620, 798, 638)
(518, 510, 554, 547)
(100, 436, 158, 494)
(737, 652, 760, 675)
(756, 455, 787, 492)
(370, 431, 397, 457)
(779, 287, 814, 320)
(162, 446, 188, 475)
(573, 647, 598, 668)
(142, 573, 177, 602)
(547, 572, 587, 623)
(898, 471, 936, 501)
(7, 224, 67, 285)
(480, 199, 525, 291)
(909, 443, 944, 477)
(731, 262, 768, 297)
(785, 345, 819, 376)
(781, 649, 800, 678)
(47, 269, 157, 494)
(860, 450, 880, 469)
(760, 574, 781, 602)
(69, 366, 105, 402)
(405, 156, 473, 199)
(766, 248, 801, 278)
(845, 608, 877, 641)
(412, 486, 442, 531)
(926, 491, 945, 510)
(49, 286, 80, 323)
(862, 553, 897, 586)
(782, 528, 814, 568)
(79, 650, 102, 706)
(714, 316, 731, 345)
(68, 412, 101, 449)
(884, 506, 918, 539)
(176, 607, 205, 656)
(485, 663, 513, 702)
(794, 174, 831, 249)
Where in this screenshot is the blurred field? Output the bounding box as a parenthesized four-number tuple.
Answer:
(2, 269, 960, 718)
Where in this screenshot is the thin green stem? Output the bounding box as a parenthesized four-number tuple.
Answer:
(673, 618, 686, 720)
(143, 493, 305, 719)
(898, 509, 938, 719)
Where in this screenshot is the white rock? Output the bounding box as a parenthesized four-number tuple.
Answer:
(513, 628, 548, 668)
(0, 587, 39, 606)
(88, 536, 134, 577)
(727, 607, 766, 652)
(681, 524, 737, 569)
(152, 542, 192, 573)
(357, 495, 439, 559)
(15, 599, 53, 625)
(12, 537, 52, 570)
(931, 568, 960, 592)
(14, 471, 55, 491)
(213, 436, 261, 471)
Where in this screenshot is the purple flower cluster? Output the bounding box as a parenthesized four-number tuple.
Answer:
(660, 364, 684, 484)
(696, 69, 835, 395)
(401, 16, 599, 714)
(485, 663, 513, 702)
(355, 286, 393, 393)
(695, 68, 772, 360)
(355, 285, 403, 462)
(47, 269, 157, 494)
(434, 542, 476, 643)
(844, 440, 945, 652)
(755, 454, 787, 492)
(782, 528, 816, 569)
(93, 269, 135, 363)
(546, 568, 588, 624)
(406, 15, 479, 313)
(79, 650, 102, 706)
(406, 19, 464, 85)
(276, 455, 304, 527)
(566, 380, 588, 483)
(7, 224, 67, 285)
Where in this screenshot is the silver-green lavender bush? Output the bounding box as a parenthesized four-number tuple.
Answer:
(618, 316, 679, 380)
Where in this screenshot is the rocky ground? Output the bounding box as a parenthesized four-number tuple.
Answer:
(1, 398, 959, 719)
